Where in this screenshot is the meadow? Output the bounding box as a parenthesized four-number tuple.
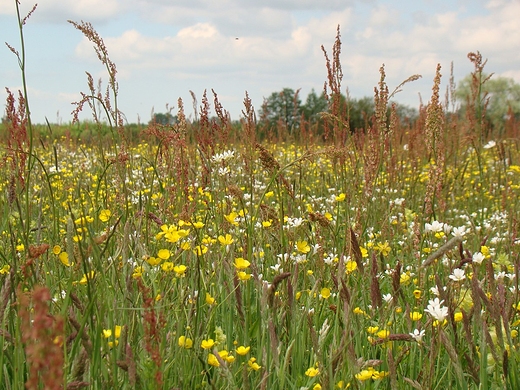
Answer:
(1, 3, 520, 390)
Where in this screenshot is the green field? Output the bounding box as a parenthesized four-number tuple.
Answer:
(2, 3, 520, 390)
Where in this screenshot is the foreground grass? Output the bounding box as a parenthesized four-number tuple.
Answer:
(1, 124, 520, 389)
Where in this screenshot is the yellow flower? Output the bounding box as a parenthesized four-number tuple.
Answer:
(208, 353, 220, 367)
(236, 346, 250, 355)
(16, 244, 25, 252)
(178, 335, 193, 349)
(248, 357, 261, 371)
(77, 271, 95, 285)
(224, 211, 239, 225)
(218, 234, 234, 246)
(262, 220, 272, 228)
(219, 349, 235, 363)
(157, 249, 171, 260)
(201, 338, 215, 349)
(99, 209, 111, 222)
(305, 367, 319, 377)
(237, 271, 252, 281)
(360, 247, 368, 257)
(372, 370, 388, 380)
(335, 193, 346, 202)
(346, 260, 358, 274)
(206, 293, 216, 305)
(114, 325, 122, 338)
(0, 265, 10, 275)
(161, 261, 174, 272)
(377, 329, 390, 339)
(132, 266, 144, 279)
(367, 326, 379, 334)
(58, 252, 71, 267)
(320, 287, 331, 299)
(313, 384, 322, 390)
(295, 240, 311, 254)
(102, 329, 112, 338)
(410, 312, 423, 321)
(375, 242, 391, 256)
(145, 256, 161, 266)
(413, 289, 422, 299)
(192, 221, 205, 229)
(400, 273, 411, 285)
(355, 369, 373, 381)
(193, 245, 208, 256)
(353, 307, 365, 315)
(454, 312, 464, 322)
(174, 264, 187, 277)
(234, 257, 250, 270)
(265, 191, 274, 198)
(52, 245, 61, 255)
(481, 245, 491, 259)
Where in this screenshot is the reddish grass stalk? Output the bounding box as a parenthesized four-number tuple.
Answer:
(19, 286, 65, 390)
(137, 278, 165, 386)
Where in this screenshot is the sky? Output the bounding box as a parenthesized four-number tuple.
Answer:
(1, 0, 519, 124)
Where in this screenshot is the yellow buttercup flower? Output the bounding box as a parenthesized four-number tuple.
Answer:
(178, 335, 193, 349)
(234, 257, 250, 270)
(99, 209, 111, 222)
(236, 345, 250, 355)
(201, 338, 215, 349)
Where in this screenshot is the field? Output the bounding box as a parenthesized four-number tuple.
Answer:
(2, 4, 520, 390)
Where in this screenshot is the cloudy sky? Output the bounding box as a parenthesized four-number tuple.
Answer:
(1, 0, 519, 124)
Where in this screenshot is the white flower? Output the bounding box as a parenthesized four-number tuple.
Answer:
(425, 221, 445, 233)
(424, 298, 449, 322)
(211, 149, 235, 163)
(218, 167, 230, 176)
(286, 217, 304, 228)
(472, 252, 485, 264)
(449, 268, 466, 282)
(409, 329, 425, 343)
(483, 140, 496, 149)
(382, 293, 393, 303)
(451, 226, 467, 239)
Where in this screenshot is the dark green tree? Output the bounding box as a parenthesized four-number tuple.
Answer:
(302, 89, 328, 124)
(150, 112, 177, 125)
(259, 88, 302, 135)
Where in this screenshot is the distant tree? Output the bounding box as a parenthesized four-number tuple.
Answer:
(456, 73, 520, 134)
(348, 96, 374, 131)
(257, 87, 418, 139)
(302, 89, 328, 124)
(259, 88, 302, 135)
(150, 112, 177, 125)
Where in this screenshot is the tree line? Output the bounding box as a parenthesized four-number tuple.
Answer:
(150, 72, 520, 141)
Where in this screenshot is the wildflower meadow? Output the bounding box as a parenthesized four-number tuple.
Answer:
(1, 2, 520, 389)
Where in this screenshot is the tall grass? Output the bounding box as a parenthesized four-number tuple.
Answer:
(1, 2, 520, 389)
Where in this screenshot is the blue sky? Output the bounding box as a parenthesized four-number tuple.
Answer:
(1, 0, 519, 124)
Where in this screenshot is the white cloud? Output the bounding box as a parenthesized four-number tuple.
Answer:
(1, 0, 122, 23)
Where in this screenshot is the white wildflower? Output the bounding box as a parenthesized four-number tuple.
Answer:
(424, 298, 449, 322)
(472, 252, 485, 264)
(409, 329, 425, 343)
(449, 268, 466, 282)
